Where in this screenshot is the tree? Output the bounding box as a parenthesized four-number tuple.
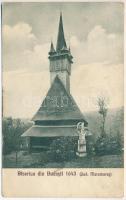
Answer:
(2, 117, 14, 154)
(2, 117, 32, 166)
(13, 119, 23, 166)
(116, 130, 122, 152)
(97, 96, 108, 137)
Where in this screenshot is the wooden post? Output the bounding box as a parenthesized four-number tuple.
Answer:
(27, 137, 31, 153)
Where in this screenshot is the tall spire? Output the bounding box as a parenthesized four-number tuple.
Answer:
(56, 13, 67, 52)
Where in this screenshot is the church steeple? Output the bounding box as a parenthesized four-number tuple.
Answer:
(56, 13, 67, 52)
(48, 14, 73, 93)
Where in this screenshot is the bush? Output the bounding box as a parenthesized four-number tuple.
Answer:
(48, 137, 78, 162)
(94, 134, 122, 155)
(86, 135, 95, 155)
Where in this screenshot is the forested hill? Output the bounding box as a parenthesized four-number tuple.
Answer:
(84, 107, 124, 139)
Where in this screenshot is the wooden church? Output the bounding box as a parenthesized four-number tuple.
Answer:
(22, 14, 88, 151)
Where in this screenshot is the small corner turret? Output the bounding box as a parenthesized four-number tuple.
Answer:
(49, 41, 56, 55)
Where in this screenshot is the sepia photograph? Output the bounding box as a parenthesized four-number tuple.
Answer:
(2, 2, 124, 169)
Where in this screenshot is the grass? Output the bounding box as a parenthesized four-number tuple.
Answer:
(2, 151, 124, 168)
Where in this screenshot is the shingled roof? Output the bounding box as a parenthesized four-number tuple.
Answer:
(32, 76, 87, 123)
(22, 125, 78, 137)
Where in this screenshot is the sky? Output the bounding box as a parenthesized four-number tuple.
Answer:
(2, 2, 124, 118)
